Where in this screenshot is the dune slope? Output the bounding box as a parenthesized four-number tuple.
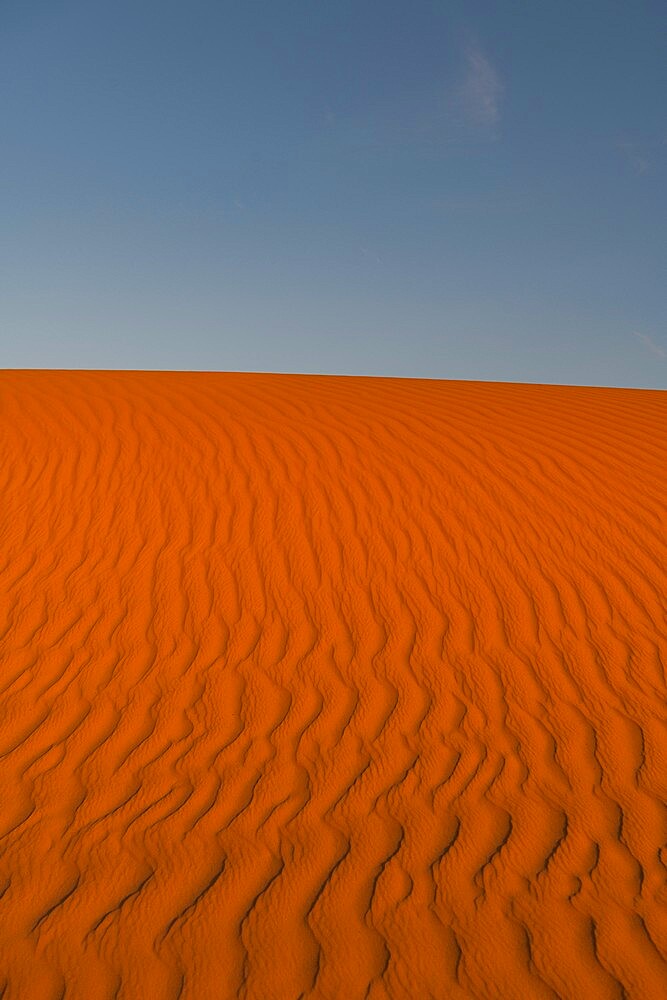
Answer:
(0, 371, 666, 999)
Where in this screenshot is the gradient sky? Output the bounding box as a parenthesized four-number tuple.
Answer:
(2, 1, 666, 386)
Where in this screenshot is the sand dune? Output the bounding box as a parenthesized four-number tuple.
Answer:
(0, 371, 665, 999)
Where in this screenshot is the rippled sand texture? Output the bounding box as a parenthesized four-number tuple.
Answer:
(1, 372, 666, 999)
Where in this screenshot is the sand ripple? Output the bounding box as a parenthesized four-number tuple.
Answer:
(0, 372, 665, 998)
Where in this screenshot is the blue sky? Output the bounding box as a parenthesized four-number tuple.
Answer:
(2, 0, 666, 386)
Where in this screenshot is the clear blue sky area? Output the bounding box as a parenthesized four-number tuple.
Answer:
(2, 1, 666, 386)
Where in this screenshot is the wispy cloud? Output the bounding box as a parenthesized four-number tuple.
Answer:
(457, 45, 503, 129)
(633, 330, 666, 359)
(618, 140, 651, 176)
(316, 41, 503, 154)
(360, 246, 383, 264)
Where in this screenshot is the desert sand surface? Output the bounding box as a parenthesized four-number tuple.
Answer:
(0, 370, 666, 999)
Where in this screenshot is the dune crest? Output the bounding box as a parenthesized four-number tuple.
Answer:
(0, 371, 665, 999)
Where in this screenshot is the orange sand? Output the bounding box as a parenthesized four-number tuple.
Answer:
(0, 371, 665, 999)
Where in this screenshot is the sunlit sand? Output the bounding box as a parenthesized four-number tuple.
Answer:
(1, 371, 665, 998)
